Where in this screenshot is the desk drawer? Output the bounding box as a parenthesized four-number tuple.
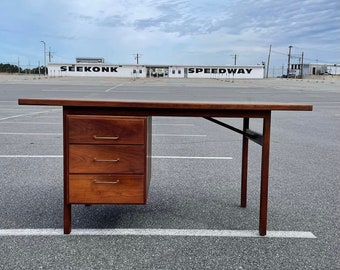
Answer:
(68, 174, 145, 204)
(68, 115, 146, 144)
(69, 145, 145, 173)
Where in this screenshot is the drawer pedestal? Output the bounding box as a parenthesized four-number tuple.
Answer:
(64, 110, 152, 234)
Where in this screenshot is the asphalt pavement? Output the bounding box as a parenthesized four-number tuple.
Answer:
(0, 75, 339, 269)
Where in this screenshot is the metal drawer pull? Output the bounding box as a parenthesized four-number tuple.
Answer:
(93, 135, 119, 140)
(93, 179, 120, 184)
(93, 158, 120, 162)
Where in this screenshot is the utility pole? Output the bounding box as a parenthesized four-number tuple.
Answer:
(48, 47, 54, 62)
(133, 53, 142, 64)
(301, 52, 304, 79)
(232, 54, 237, 65)
(40, 41, 46, 77)
(266, 44, 272, 78)
(287, 45, 293, 78)
(18, 57, 20, 75)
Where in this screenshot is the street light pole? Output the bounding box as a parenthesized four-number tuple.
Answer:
(40, 41, 46, 77)
(287, 45, 292, 78)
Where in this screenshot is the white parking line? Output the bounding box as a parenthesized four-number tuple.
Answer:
(0, 122, 60, 124)
(0, 133, 203, 137)
(41, 90, 93, 92)
(153, 134, 206, 137)
(0, 110, 59, 121)
(105, 84, 124, 92)
(0, 228, 316, 238)
(153, 124, 195, 126)
(0, 132, 62, 136)
(0, 155, 231, 160)
(153, 156, 232, 160)
(0, 155, 62, 158)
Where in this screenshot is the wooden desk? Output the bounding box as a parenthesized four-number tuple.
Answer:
(18, 98, 313, 236)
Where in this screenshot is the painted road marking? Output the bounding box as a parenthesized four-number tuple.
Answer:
(153, 156, 232, 160)
(0, 155, 62, 158)
(0, 133, 203, 137)
(0, 228, 316, 238)
(105, 84, 124, 92)
(41, 90, 95, 92)
(0, 155, 232, 160)
(153, 134, 206, 137)
(0, 110, 59, 121)
(0, 132, 62, 136)
(153, 124, 195, 126)
(0, 122, 60, 124)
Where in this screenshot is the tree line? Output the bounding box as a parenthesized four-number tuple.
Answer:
(0, 63, 47, 74)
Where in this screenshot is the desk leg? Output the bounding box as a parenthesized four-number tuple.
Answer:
(64, 202, 71, 234)
(259, 113, 271, 236)
(63, 109, 71, 234)
(241, 118, 249, 207)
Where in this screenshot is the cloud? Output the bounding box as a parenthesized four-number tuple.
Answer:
(97, 15, 127, 27)
(0, 0, 339, 68)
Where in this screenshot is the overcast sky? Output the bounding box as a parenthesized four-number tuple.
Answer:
(1, 0, 339, 72)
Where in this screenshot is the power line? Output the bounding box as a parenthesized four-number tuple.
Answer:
(272, 49, 334, 63)
(271, 50, 287, 56)
(272, 50, 300, 58)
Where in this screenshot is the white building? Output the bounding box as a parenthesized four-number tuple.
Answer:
(289, 63, 340, 77)
(307, 63, 339, 76)
(47, 62, 265, 79)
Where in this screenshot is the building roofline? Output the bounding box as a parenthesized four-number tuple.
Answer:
(48, 62, 264, 68)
